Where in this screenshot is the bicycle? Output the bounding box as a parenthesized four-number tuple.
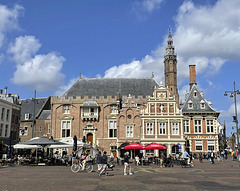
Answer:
(71, 159, 93, 173)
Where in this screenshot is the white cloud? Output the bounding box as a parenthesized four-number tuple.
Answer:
(8, 35, 65, 92)
(220, 102, 240, 118)
(55, 77, 79, 96)
(132, 0, 164, 20)
(105, 0, 240, 86)
(0, 4, 23, 48)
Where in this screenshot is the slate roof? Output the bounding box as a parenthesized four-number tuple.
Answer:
(20, 98, 48, 121)
(182, 84, 219, 115)
(63, 78, 159, 98)
(38, 110, 51, 120)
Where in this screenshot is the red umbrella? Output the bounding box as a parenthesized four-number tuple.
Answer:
(145, 142, 166, 150)
(124, 142, 145, 150)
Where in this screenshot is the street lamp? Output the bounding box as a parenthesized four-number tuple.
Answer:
(224, 81, 240, 160)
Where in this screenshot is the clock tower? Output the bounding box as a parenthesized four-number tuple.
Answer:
(164, 27, 179, 105)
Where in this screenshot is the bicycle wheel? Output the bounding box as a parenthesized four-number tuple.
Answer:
(71, 163, 80, 173)
(85, 163, 93, 173)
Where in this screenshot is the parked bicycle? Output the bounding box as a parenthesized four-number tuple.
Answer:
(71, 158, 93, 173)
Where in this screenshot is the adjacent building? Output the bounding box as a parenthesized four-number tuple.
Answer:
(19, 97, 51, 142)
(0, 87, 21, 158)
(181, 65, 220, 154)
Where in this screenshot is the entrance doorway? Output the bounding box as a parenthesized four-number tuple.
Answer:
(87, 133, 93, 145)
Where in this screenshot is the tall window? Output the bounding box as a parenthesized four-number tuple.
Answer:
(109, 120, 117, 138)
(48, 124, 51, 134)
(208, 140, 215, 151)
(64, 105, 70, 114)
(146, 123, 153, 135)
(207, 120, 214, 133)
(195, 140, 202, 151)
(23, 126, 28, 136)
(172, 122, 179, 135)
(194, 120, 202, 133)
(1, 108, 5, 120)
(6, 109, 10, 121)
(0, 123, 3, 136)
(159, 122, 166, 135)
(62, 121, 71, 137)
(126, 125, 133, 137)
(39, 126, 42, 132)
(5, 125, 8, 136)
(184, 120, 189, 133)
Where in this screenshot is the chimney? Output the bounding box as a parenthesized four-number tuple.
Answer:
(4, 86, 7, 95)
(189, 65, 197, 89)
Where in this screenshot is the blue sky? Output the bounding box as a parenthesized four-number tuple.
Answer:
(0, 0, 240, 136)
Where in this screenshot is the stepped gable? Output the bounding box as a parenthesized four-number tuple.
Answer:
(182, 84, 218, 114)
(20, 98, 48, 121)
(63, 78, 159, 98)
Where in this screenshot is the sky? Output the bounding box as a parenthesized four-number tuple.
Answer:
(0, 0, 240, 137)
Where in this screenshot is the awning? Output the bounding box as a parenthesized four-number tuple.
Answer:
(124, 142, 145, 150)
(145, 142, 166, 150)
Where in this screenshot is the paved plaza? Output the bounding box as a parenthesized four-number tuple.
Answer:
(0, 159, 239, 191)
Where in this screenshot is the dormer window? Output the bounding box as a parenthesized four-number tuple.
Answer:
(200, 100, 205, 109)
(25, 113, 30, 120)
(194, 90, 197, 97)
(188, 101, 193, 109)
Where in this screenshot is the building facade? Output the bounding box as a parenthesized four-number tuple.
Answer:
(0, 87, 21, 158)
(19, 97, 51, 142)
(50, 28, 220, 157)
(181, 65, 220, 154)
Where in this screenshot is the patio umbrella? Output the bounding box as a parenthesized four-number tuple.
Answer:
(124, 142, 145, 150)
(73, 135, 77, 151)
(145, 142, 166, 150)
(21, 137, 67, 148)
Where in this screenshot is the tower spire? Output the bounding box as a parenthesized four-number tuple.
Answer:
(164, 26, 179, 105)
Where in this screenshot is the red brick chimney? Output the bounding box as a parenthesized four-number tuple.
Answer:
(189, 65, 197, 89)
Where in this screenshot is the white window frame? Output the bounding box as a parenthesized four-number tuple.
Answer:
(126, 125, 133, 137)
(62, 120, 71, 138)
(172, 122, 179, 135)
(188, 103, 193, 109)
(159, 122, 166, 135)
(195, 140, 202, 151)
(206, 120, 214, 133)
(1, 108, 5, 120)
(111, 105, 118, 114)
(64, 105, 70, 114)
(39, 126, 42, 132)
(48, 124, 51, 134)
(200, 103, 205, 109)
(146, 122, 153, 135)
(25, 113, 30, 120)
(109, 120, 117, 138)
(183, 120, 190, 133)
(207, 140, 215, 151)
(22, 126, 28, 136)
(194, 120, 202, 133)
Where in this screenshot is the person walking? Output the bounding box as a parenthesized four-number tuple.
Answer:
(210, 150, 215, 164)
(124, 152, 133, 175)
(99, 151, 108, 176)
(96, 151, 102, 174)
(199, 151, 203, 163)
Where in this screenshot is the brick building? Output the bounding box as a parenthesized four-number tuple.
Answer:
(181, 65, 220, 154)
(20, 97, 51, 142)
(50, 28, 220, 157)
